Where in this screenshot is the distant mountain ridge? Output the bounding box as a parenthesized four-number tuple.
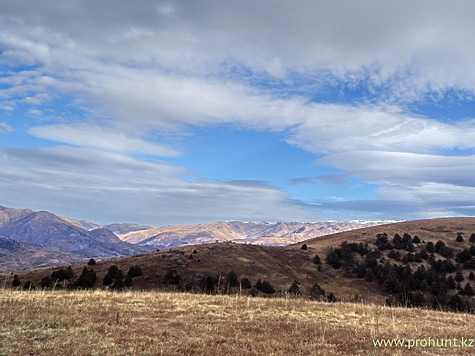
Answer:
(117, 220, 398, 249)
(0, 205, 154, 272)
(0, 204, 396, 272)
(0, 236, 86, 273)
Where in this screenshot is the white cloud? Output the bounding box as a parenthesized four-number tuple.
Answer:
(29, 124, 182, 157)
(2, 1, 475, 222)
(28, 108, 42, 116)
(2, 1, 475, 97)
(0, 122, 12, 134)
(0, 146, 318, 224)
(316, 151, 475, 217)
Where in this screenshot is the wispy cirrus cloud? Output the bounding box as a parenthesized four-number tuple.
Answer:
(29, 124, 181, 157)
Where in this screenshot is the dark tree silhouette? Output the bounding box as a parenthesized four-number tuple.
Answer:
(11, 274, 21, 287)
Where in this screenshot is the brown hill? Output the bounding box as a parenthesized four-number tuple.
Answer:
(304, 217, 475, 253)
(6, 217, 475, 310)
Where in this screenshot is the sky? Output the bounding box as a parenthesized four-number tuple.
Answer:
(2, 1, 475, 225)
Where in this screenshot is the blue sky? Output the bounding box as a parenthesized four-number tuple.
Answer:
(2, 1, 475, 225)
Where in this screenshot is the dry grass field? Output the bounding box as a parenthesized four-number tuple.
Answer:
(1, 290, 475, 355)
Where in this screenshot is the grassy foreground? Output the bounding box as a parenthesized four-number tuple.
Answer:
(1, 290, 475, 355)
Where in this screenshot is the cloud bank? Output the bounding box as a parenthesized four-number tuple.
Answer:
(1, 1, 475, 223)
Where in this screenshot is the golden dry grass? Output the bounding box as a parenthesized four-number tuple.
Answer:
(1, 290, 475, 355)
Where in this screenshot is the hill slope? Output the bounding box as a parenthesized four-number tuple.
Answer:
(8, 217, 475, 312)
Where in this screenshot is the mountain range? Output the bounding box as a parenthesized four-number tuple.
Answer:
(114, 220, 398, 248)
(0, 204, 395, 272)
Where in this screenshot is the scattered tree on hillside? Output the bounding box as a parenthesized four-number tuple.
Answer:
(103, 265, 124, 286)
(51, 267, 74, 283)
(23, 281, 34, 290)
(313, 254, 321, 265)
(227, 270, 239, 287)
(87, 258, 96, 266)
(240, 278, 252, 289)
(426, 241, 435, 253)
(456, 233, 464, 243)
(288, 280, 301, 296)
(202, 276, 215, 294)
(309, 282, 326, 300)
(301, 244, 308, 250)
(448, 294, 471, 312)
(40, 276, 53, 289)
(127, 265, 143, 278)
(462, 283, 475, 296)
(123, 265, 143, 288)
(11, 274, 21, 288)
(163, 269, 181, 285)
(71, 267, 96, 289)
(326, 250, 341, 269)
(447, 275, 457, 290)
(255, 279, 275, 294)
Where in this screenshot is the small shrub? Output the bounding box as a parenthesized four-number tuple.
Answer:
(301, 244, 308, 250)
(456, 234, 464, 243)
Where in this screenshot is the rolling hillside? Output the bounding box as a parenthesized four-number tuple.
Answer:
(7, 217, 475, 313)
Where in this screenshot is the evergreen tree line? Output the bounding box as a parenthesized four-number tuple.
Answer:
(325, 232, 475, 312)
